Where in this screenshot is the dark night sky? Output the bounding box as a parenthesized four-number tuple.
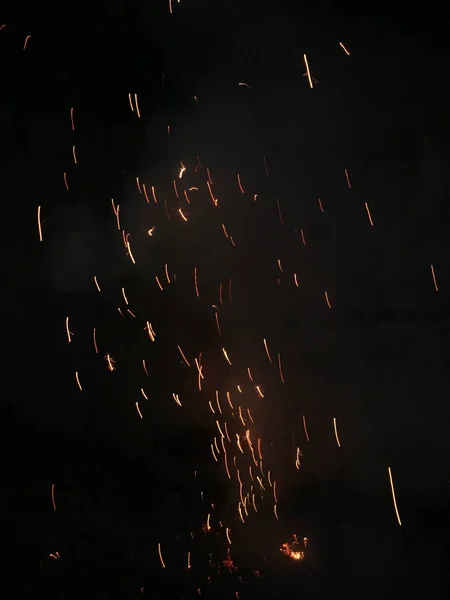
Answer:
(1, 1, 450, 597)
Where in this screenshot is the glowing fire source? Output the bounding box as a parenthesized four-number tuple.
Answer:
(280, 536, 307, 561)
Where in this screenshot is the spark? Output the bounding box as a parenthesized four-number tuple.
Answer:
(431, 264, 439, 292)
(303, 53, 313, 88)
(177, 345, 191, 367)
(172, 393, 182, 406)
(70, 107, 75, 130)
(135, 402, 143, 419)
(194, 267, 199, 297)
(37, 206, 43, 242)
(263, 338, 272, 363)
(238, 82, 252, 89)
(51, 483, 56, 511)
(365, 202, 374, 226)
(388, 466, 402, 526)
(333, 417, 341, 447)
(222, 348, 232, 366)
(324, 291, 332, 308)
(134, 93, 141, 117)
(157, 543, 166, 568)
(302, 415, 310, 442)
(65, 317, 72, 343)
(72, 145, 77, 164)
(93, 328, 98, 353)
(339, 41, 351, 55)
(23, 35, 31, 50)
(344, 168, 352, 188)
(93, 276, 101, 292)
(105, 354, 116, 372)
(75, 371, 82, 391)
(178, 207, 188, 221)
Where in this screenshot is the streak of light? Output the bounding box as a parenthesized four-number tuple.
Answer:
(151, 186, 158, 203)
(339, 41, 350, 55)
(344, 168, 352, 188)
(23, 35, 31, 50)
(226, 528, 232, 544)
(431, 264, 439, 292)
(274, 504, 279, 520)
(333, 417, 341, 447)
(105, 354, 116, 371)
(276, 198, 284, 225)
(302, 415, 310, 442)
(93, 328, 98, 354)
(70, 107, 75, 130)
(388, 466, 402, 526)
(164, 263, 171, 283)
(365, 202, 374, 226)
(237, 174, 245, 194)
(121, 287, 129, 305)
(142, 360, 149, 376)
(63, 172, 69, 190)
(72, 145, 77, 164)
(93, 276, 101, 292)
(134, 94, 141, 117)
(155, 276, 164, 291)
(145, 322, 156, 342)
(277, 353, 285, 383)
(135, 402, 143, 419)
(228, 279, 233, 303)
(148, 226, 156, 236)
(75, 371, 82, 391)
(324, 291, 332, 308)
(126, 237, 136, 264)
(140, 388, 148, 400)
(247, 367, 254, 382)
(215, 311, 222, 336)
(157, 543, 166, 568)
(238, 82, 252, 89)
(51, 483, 57, 511)
(65, 317, 72, 343)
(300, 229, 307, 245)
(294, 273, 299, 287)
(194, 267, 199, 297)
(177, 345, 191, 367)
(178, 207, 188, 221)
(172, 393, 182, 406)
(211, 444, 218, 461)
(128, 93, 134, 111)
(273, 480, 278, 502)
(222, 348, 232, 366)
(187, 551, 191, 569)
(263, 338, 272, 363)
(37, 205, 43, 241)
(303, 53, 313, 88)
(255, 385, 264, 398)
(318, 197, 324, 213)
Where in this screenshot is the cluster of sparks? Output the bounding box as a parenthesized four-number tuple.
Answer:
(3, 8, 432, 596)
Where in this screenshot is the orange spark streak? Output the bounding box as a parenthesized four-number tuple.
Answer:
(93, 328, 98, 354)
(135, 402, 143, 419)
(365, 202, 374, 226)
(431, 264, 439, 292)
(75, 371, 82, 391)
(324, 291, 332, 308)
(177, 345, 191, 367)
(37, 205, 43, 242)
(158, 543, 166, 568)
(302, 415, 310, 442)
(333, 417, 341, 447)
(65, 317, 72, 343)
(93, 276, 101, 292)
(263, 338, 272, 363)
(303, 53, 313, 88)
(237, 174, 245, 194)
(344, 168, 352, 188)
(277, 353, 285, 383)
(72, 145, 77, 164)
(70, 107, 75, 130)
(388, 466, 402, 526)
(51, 483, 57, 511)
(339, 41, 350, 55)
(194, 267, 199, 297)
